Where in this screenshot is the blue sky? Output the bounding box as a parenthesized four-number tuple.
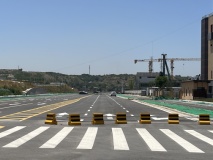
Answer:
(0, 0, 212, 76)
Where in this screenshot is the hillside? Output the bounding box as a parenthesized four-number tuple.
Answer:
(0, 69, 136, 95)
(0, 69, 191, 96)
(0, 80, 34, 95)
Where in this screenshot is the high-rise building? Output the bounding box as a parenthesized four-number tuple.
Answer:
(201, 13, 213, 80)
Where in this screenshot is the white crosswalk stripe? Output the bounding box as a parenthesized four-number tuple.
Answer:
(185, 130, 213, 146)
(208, 130, 213, 134)
(0, 126, 213, 153)
(3, 127, 49, 148)
(160, 129, 204, 153)
(136, 128, 166, 152)
(0, 126, 26, 139)
(77, 127, 98, 149)
(40, 127, 74, 148)
(112, 128, 129, 150)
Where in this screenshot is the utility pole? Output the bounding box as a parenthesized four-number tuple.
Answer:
(121, 81, 124, 94)
(89, 65, 90, 75)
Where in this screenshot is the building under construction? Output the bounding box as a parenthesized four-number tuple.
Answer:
(201, 13, 213, 80)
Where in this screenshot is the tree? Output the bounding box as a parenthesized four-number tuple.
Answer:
(128, 79, 134, 90)
(155, 76, 168, 89)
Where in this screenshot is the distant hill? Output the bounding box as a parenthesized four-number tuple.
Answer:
(0, 69, 136, 94)
(0, 69, 190, 95)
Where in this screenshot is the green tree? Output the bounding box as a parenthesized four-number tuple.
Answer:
(128, 79, 134, 90)
(155, 76, 168, 89)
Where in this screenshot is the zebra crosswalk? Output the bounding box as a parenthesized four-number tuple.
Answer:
(77, 127, 98, 149)
(0, 126, 213, 153)
(160, 129, 204, 153)
(40, 127, 73, 148)
(112, 128, 129, 150)
(136, 128, 166, 152)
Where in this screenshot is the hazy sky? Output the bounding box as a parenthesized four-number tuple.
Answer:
(0, 0, 213, 76)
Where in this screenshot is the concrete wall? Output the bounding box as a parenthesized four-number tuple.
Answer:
(181, 81, 208, 100)
(124, 90, 143, 95)
(26, 87, 48, 95)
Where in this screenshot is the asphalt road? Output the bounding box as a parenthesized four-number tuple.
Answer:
(0, 94, 213, 160)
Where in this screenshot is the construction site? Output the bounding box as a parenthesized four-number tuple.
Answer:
(134, 54, 200, 80)
(131, 12, 213, 100)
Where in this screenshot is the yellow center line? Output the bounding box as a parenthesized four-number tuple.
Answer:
(0, 96, 90, 121)
(0, 126, 4, 129)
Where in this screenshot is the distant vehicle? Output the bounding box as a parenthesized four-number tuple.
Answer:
(79, 91, 88, 94)
(94, 91, 99, 94)
(110, 91, 116, 96)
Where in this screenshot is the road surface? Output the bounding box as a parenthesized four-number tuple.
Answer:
(0, 93, 212, 160)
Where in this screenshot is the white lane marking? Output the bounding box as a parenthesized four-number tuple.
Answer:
(92, 95, 100, 106)
(57, 112, 69, 116)
(126, 110, 129, 113)
(104, 114, 115, 120)
(88, 110, 90, 112)
(186, 130, 213, 146)
(152, 117, 168, 120)
(185, 117, 198, 121)
(104, 114, 115, 117)
(161, 129, 204, 153)
(9, 103, 20, 105)
(40, 127, 73, 148)
(80, 119, 84, 122)
(0, 103, 33, 110)
(84, 113, 88, 116)
(90, 107, 92, 109)
(37, 103, 46, 106)
(136, 128, 166, 152)
(56, 112, 69, 118)
(0, 126, 26, 138)
(77, 127, 98, 149)
(112, 128, 129, 150)
(123, 108, 126, 110)
(208, 130, 213, 134)
(3, 127, 49, 148)
(131, 114, 134, 116)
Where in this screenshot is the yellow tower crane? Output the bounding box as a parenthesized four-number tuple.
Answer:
(134, 54, 200, 79)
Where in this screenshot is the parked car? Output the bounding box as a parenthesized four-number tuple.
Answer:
(110, 91, 116, 96)
(79, 91, 88, 94)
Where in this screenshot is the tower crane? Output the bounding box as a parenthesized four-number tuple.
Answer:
(134, 54, 201, 79)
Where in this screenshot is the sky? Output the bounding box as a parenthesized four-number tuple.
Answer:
(0, 0, 213, 76)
